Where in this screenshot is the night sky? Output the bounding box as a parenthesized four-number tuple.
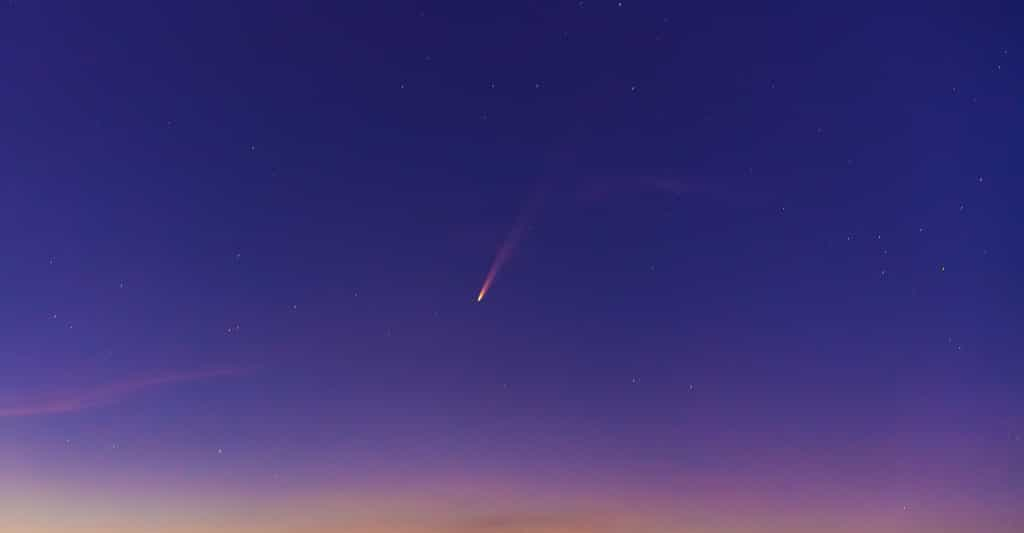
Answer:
(2, 2, 1022, 532)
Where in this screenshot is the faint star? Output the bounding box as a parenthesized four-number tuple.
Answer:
(249, 144, 256, 151)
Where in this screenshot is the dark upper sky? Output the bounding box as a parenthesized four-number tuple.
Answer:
(1, 2, 1022, 532)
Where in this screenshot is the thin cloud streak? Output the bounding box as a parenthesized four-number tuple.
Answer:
(0, 368, 245, 417)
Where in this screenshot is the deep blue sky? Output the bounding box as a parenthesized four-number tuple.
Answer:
(1, 2, 1022, 531)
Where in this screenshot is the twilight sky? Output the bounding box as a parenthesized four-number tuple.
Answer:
(1, 1, 1022, 532)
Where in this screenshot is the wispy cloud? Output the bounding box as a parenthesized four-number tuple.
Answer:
(0, 367, 245, 417)
(449, 511, 623, 533)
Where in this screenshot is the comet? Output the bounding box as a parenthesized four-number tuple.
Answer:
(476, 185, 546, 302)
(476, 220, 526, 302)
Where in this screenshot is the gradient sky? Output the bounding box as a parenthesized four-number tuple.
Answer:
(1, 1, 1022, 532)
